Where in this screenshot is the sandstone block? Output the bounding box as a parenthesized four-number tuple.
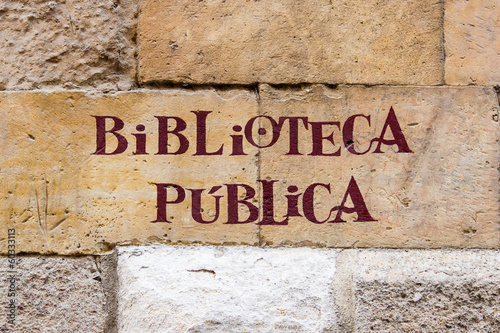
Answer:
(349, 250, 500, 332)
(139, 0, 443, 85)
(2, 86, 499, 254)
(0, 90, 259, 254)
(0, 256, 106, 332)
(258, 85, 500, 248)
(0, 0, 137, 90)
(116, 245, 340, 332)
(445, 0, 500, 85)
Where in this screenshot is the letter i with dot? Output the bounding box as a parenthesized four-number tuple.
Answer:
(133, 124, 148, 155)
(230, 125, 247, 155)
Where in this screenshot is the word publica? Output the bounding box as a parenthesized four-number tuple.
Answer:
(92, 107, 413, 156)
(151, 177, 376, 224)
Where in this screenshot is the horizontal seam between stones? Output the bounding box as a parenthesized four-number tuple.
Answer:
(0, 84, 497, 94)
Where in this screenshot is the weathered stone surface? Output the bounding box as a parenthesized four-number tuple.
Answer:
(117, 245, 339, 332)
(258, 85, 500, 248)
(0, 255, 106, 332)
(445, 0, 500, 85)
(139, 0, 443, 85)
(2, 87, 498, 253)
(96, 251, 119, 333)
(116, 246, 500, 332)
(0, 90, 259, 254)
(0, 0, 137, 90)
(349, 250, 500, 332)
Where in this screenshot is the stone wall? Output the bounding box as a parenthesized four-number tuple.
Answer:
(1, 0, 499, 332)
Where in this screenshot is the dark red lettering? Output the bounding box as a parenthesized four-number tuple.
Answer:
(225, 184, 259, 224)
(309, 122, 341, 156)
(188, 186, 222, 223)
(372, 107, 413, 153)
(343, 114, 372, 155)
(132, 124, 148, 155)
(244, 116, 280, 148)
(278, 117, 309, 155)
(330, 176, 377, 222)
(92, 116, 128, 155)
(257, 180, 288, 225)
(230, 125, 247, 155)
(285, 186, 302, 218)
(303, 183, 332, 223)
(151, 183, 185, 223)
(156, 116, 189, 155)
(192, 111, 224, 156)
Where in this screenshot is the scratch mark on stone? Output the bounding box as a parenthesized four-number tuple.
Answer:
(34, 177, 50, 246)
(34, 186, 46, 238)
(187, 269, 216, 276)
(50, 217, 67, 231)
(20, 209, 31, 223)
(44, 177, 48, 232)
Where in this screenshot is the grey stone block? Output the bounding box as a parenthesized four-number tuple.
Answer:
(0, 255, 106, 332)
(350, 250, 500, 332)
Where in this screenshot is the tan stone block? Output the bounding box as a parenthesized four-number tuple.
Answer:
(0, 90, 259, 254)
(0, 0, 137, 90)
(445, 0, 500, 85)
(258, 84, 500, 248)
(139, 0, 443, 85)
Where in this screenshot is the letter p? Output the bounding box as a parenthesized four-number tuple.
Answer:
(151, 183, 185, 223)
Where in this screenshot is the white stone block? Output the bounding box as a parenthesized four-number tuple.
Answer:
(117, 245, 339, 332)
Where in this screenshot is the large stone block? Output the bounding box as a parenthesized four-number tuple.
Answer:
(116, 246, 500, 332)
(445, 0, 500, 85)
(349, 250, 500, 332)
(116, 245, 340, 332)
(2, 86, 499, 254)
(258, 85, 500, 248)
(0, 0, 137, 90)
(0, 256, 106, 332)
(139, 0, 443, 85)
(0, 90, 259, 254)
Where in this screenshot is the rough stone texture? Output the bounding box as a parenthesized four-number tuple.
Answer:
(0, 0, 138, 91)
(2, 87, 499, 254)
(0, 255, 106, 332)
(117, 245, 339, 332)
(445, 0, 500, 85)
(95, 251, 119, 333)
(351, 250, 500, 332)
(116, 246, 500, 332)
(0, 89, 259, 254)
(139, 0, 443, 85)
(258, 84, 500, 248)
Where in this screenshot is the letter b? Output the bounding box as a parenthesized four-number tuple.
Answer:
(92, 116, 128, 155)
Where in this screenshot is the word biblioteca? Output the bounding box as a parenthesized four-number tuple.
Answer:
(92, 107, 413, 157)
